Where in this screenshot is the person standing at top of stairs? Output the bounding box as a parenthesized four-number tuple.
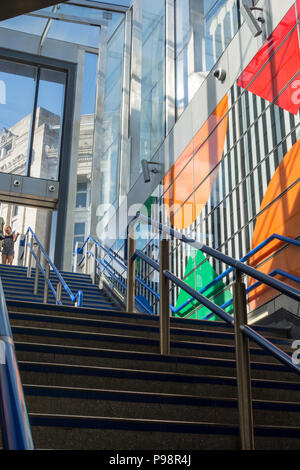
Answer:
(1, 225, 19, 265)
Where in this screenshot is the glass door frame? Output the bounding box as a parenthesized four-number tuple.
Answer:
(0, 47, 77, 269)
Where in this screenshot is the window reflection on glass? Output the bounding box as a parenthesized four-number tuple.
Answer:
(29, 68, 66, 180)
(175, 0, 238, 117)
(101, 140, 120, 210)
(0, 59, 37, 176)
(76, 181, 88, 209)
(73, 221, 86, 250)
(140, 0, 165, 164)
(101, 19, 125, 207)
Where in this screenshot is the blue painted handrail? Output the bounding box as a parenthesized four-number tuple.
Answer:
(23, 228, 83, 307)
(172, 233, 300, 314)
(77, 236, 156, 314)
(201, 268, 300, 321)
(0, 278, 34, 449)
(132, 214, 300, 302)
(79, 229, 300, 317)
(85, 249, 154, 315)
(164, 270, 300, 374)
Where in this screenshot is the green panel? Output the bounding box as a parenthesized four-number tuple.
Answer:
(175, 250, 233, 321)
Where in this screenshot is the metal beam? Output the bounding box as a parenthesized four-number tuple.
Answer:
(29, 11, 108, 27)
(68, 1, 129, 14)
(0, 1, 68, 21)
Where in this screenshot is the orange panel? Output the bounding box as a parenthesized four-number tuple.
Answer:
(164, 94, 228, 229)
(249, 139, 300, 309)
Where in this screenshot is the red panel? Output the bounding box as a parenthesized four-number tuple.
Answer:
(238, 4, 297, 89)
(273, 72, 300, 115)
(238, 3, 300, 114)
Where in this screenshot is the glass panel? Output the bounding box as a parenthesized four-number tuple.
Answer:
(58, 4, 125, 40)
(175, 0, 238, 117)
(0, 59, 37, 176)
(76, 193, 87, 209)
(77, 182, 88, 192)
(30, 68, 66, 180)
(100, 19, 125, 207)
(72, 52, 98, 256)
(74, 222, 85, 235)
(101, 140, 120, 208)
(0, 15, 48, 35)
(47, 20, 100, 48)
(81, 53, 98, 115)
(140, 0, 165, 164)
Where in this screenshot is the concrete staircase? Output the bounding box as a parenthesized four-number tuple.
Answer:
(1, 265, 300, 449)
(0, 264, 118, 310)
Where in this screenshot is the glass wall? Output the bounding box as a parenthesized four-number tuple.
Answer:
(0, 58, 67, 180)
(73, 51, 98, 256)
(0, 60, 36, 176)
(100, 18, 125, 208)
(119, 0, 300, 319)
(175, 0, 239, 117)
(139, 0, 165, 164)
(30, 68, 66, 180)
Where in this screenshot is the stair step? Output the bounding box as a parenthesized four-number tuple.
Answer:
(11, 324, 291, 361)
(14, 341, 300, 381)
(4, 291, 113, 306)
(9, 311, 292, 347)
(6, 300, 290, 338)
(18, 360, 300, 401)
(27, 412, 300, 450)
(23, 383, 300, 427)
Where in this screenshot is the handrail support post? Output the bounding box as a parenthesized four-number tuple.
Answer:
(233, 269, 254, 450)
(85, 241, 89, 275)
(56, 281, 62, 305)
(43, 263, 50, 304)
(91, 243, 97, 284)
(33, 246, 41, 295)
(160, 239, 170, 355)
(126, 230, 136, 313)
(27, 236, 33, 278)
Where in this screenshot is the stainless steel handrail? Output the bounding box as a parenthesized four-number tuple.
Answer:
(0, 278, 34, 449)
(126, 212, 300, 450)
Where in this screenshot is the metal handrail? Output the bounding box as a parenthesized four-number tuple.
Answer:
(22, 228, 83, 307)
(173, 233, 300, 314)
(201, 268, 300, 321)
(126, 213, 300, 450)
(133, 214, 300, 302)
(76, 236, 157, 313)
(0, 278, 34, 449)
(78, 230, 300, 317)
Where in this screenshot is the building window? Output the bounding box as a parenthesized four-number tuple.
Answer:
(76, 182, 88, 208)
(73, 222, 86, 250)
(12, 205, 18, 218)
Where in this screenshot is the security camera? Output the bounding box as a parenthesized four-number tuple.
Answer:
(48, 185, 56, 192)
(13, 179, 21, 187)
(214, 68, 226, 82)
(240, 2, 263, 37)
(141, 159, 160, 183)
(141, 159, 150, 183)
